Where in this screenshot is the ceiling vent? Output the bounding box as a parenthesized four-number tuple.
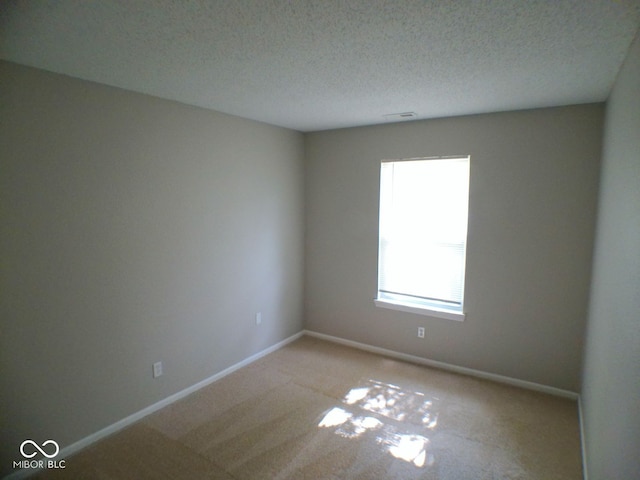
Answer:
(383, 112, 417, 121)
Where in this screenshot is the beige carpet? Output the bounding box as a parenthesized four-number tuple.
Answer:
(34, 336, 583, 479)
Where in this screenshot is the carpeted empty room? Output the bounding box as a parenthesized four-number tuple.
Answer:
(3, 2, 640, 479)
(34, 337, 582, 480)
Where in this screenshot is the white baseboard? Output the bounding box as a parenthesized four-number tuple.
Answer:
(578, 395, 589, 480)
(304, 330, 579, 400)
(4, 331, 304, 480)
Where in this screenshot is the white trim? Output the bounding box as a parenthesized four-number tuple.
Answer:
(381, 154, 470, 163)
(304, 330, 578, 400)
(4, 331, 304, 480)
(374, 298, 465, 321)
(578, 395, 589, 480)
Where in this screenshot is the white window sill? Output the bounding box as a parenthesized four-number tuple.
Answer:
(374, 298, 465, 322)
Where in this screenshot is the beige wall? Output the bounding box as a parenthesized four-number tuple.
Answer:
(581, 32, 640, 480)
(1, 54, 622, 477)
(305, 104, 603, 392)
(0, 61, 304, 475)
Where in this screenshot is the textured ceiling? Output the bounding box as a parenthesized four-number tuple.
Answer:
(2, 1, 640, 132)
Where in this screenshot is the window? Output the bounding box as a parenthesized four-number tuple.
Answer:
(375, 156, 470, 321)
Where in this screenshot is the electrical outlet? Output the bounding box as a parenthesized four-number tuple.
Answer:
(417, 327, 425, 339)
(153, 361, 163, 378)
(255, 312, 262, 326)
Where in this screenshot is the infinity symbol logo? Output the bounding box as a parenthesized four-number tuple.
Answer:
(20, 440, 60, 459)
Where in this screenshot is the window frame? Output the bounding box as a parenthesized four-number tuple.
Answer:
(374, 155, 470, 322)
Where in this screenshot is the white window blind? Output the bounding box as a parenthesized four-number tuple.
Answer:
(377, 156, 470, 314)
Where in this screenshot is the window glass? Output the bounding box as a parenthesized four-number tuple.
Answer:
(377, 156, 470, 315)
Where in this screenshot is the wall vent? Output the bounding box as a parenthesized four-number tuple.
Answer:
(383, 112, 417, 121)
